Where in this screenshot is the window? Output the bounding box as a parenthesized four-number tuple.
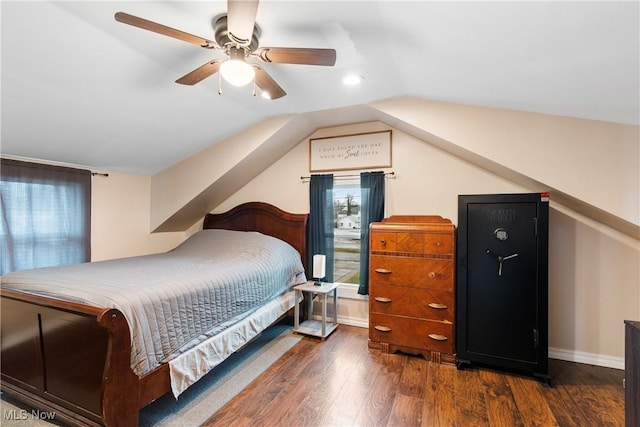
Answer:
(332, 182, 361, 284)
(0, 159, 91, 275)
(308, 171, 384, 294)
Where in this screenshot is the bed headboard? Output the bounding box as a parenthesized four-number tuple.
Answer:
(203, 202, 309, 273)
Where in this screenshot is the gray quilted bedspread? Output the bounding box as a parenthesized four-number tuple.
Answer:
(0, 229, 306, 376)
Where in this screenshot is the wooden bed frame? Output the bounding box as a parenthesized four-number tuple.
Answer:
(0, 202, 308, 427)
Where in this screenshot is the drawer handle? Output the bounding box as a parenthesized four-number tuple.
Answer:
(375, 268, 392, 274)
(374, 297, 392, 303)
(428, 272, 436, 279)
(380, 239, 386, 246)
(428, 334, 448, 341)
(374, 325, 391, 332)
(428, 302, 447, 309)
(435, 242, 442, 247)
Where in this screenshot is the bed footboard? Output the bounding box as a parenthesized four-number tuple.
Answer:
(2, 202, 309, 426)
(1, 289, 139, 426)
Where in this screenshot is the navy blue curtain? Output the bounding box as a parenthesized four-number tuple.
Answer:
(1, 159, 91, 275)
(307, 174, 334, 282)
(358, 171, 385, 295)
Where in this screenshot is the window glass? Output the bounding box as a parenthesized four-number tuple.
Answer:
(333, 182, 360, 284)
(0, 159, 91, 274)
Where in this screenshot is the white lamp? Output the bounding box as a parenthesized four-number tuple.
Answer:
(219, 46, 255, 87)
(312, 254, 326, 286)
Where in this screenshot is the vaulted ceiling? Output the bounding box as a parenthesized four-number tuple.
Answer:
(2, 1, 638, 176)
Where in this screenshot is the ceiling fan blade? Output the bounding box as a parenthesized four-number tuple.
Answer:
(115, 12, 216, 49)
(256, 48, 336, 66)
(175, 60, 222, 85)
(254, 66, 286, 99)
(226, 0, 259, 45)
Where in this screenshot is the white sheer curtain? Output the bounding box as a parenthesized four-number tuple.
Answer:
(1, 159, 91, 275)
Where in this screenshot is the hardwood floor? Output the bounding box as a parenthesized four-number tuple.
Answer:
(202, 325, 626, 427)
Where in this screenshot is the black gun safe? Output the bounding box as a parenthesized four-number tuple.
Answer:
(456, 193, 549, 384)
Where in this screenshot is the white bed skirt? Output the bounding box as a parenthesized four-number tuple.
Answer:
(169, 290, 297, 397)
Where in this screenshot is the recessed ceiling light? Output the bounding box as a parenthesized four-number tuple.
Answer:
(342, 74, 363, 86)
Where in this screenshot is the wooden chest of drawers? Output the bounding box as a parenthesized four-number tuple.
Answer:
(368, 215, 455, 363)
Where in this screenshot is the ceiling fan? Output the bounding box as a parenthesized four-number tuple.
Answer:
(114, 0, 336, 99)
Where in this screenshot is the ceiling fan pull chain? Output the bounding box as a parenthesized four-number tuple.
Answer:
(218, 72, 222, 95)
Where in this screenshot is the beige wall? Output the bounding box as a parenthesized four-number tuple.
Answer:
(91, 171, 186, 261)
(152, 98, 638, 243)
(372, 98, 640, 227)
(216, 121, 639, 369)
(150, 116, 297, 232)
(549, 206, 639, 366)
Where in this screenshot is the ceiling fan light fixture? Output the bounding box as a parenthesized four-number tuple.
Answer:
(220, 59, 255, 86)
(220, 46, 255, 87)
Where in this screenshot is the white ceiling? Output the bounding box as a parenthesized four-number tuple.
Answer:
(2, 1, 638, 176)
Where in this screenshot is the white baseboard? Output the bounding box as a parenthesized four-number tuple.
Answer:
(549, 347, 624, 370)
(316, 317, 626, 371)
(336, 315, 369, 329)
(311, 314, 369, 329)
(314, 287, 626, 371)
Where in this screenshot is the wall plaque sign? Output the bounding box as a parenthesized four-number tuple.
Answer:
(309, 130, 392, 172)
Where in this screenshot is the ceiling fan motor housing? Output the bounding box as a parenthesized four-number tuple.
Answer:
(214, 16, 260, 53)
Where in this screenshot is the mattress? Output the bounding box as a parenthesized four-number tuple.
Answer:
(0, 229, 307, 379)
(169, 290, 297, 396)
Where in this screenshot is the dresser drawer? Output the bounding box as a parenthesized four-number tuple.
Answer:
(369, 314, 454, 354)
(423, 233, 454, 255)
(370, 256, 454, 291)
(369, 285, 454, 322)
(370, 231, 422, 253)
(371, 231, 454, 256)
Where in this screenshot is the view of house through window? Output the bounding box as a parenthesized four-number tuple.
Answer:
(333, 182, 361, 284)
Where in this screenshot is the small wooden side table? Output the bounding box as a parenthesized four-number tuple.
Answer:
(293, 281, 339, 339)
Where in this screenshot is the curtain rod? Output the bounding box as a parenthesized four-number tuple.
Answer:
(300, 171, 395, 182)
(91, 172, 109, 177)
